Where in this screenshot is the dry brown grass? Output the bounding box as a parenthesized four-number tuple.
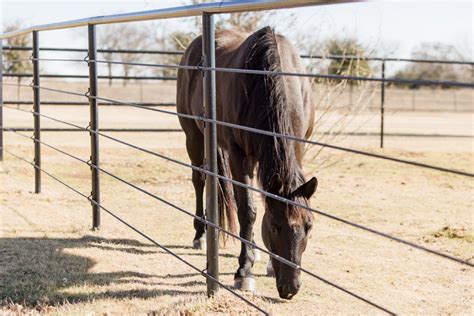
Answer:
(1, 81, 473, 314)
(5, 79, 473, 113)
(1, 125, 473, 315)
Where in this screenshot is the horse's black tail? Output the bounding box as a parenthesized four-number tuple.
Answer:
(217, 148, 238, 244)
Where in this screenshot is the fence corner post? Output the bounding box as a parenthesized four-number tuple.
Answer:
(202, 11, 219, 297)
(380, 59, 385, 148)
(33, 31, 41, 193)
(88, 24, 100, 230)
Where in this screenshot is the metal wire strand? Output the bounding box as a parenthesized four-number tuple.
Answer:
(1, 105, 87, 131)
(199, 65, 474, 88)
(3, 131, 395, 314)
(84, 58, 474, 87)
(2, 148, 90, 200)
(83, 93, 472, 178)
(6, 127, 182, 133)
(4, 45, 473, 64)
(3, 101, 176, 107)
(2, 97, 472, 266)
(3, 46, 183, 55)
(93, 164, 395, 315)
(92, 201, 270, 316)
(31, 57, 199, 71)
(3, 87, 473, 267)
(2, 58, 33, 63)
(85, 58, 474, 87)
(1, 147, 269, 315)
(88, 129, 473, 268)
(20, 57, 474, 87)
(89, 58, 474, 87)
(5, 129, 89, 163)
(29, 58, 86, 63)
(2, 82, 89, 99)
(3, 83, 474, 179)
(2, 82, 33, 88)
(300, 54, 474, 65)
(11, 130, 397, 313)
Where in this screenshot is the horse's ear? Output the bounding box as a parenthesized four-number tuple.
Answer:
(293, 177, 318, 199)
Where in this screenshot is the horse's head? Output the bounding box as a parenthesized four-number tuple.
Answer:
(262, 177, 317, 299)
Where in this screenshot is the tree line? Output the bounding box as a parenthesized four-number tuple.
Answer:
(3, 14, 470, 89)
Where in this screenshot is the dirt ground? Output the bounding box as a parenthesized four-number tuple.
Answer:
(5, 78, 473, 112)
(1, 87, 474, 314)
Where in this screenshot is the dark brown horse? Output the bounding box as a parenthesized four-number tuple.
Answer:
(177, 26, 317, 300)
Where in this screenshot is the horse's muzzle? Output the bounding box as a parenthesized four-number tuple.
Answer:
(277, 281, 300, 300)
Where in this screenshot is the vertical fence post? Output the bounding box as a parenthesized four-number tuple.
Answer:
(88, 24, 100, 230)
(32, 31, 41, 193)
(202, 12, 219, 297)
(0, 39, 3, 162)
(380, 59, 385, 148)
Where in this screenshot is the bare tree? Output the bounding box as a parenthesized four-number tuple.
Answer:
(2, 21, 33, 106)
(151, 3, 379, 170)
(151, 1, 274, 77)
(99, 24, 150, 86)
(215, 11, 272, 32)
(99, 26, 121, 86)
(302, 37, 377, 169)
(392, 42, 469, 88)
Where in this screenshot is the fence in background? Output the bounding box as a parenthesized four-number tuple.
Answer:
(3, 45, 473, 147)
(1, 1, 474, 314)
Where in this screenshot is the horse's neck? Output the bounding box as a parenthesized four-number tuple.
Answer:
(261, 155, 304, 196)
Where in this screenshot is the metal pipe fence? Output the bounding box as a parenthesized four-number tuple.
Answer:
(1, 0, 473, 314)
(4, 45, 474, 64)
(3, 48, 473, 144)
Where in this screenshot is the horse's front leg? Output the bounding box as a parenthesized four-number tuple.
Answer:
(229, 146, 257, 292)
(184, 133, 206, 250)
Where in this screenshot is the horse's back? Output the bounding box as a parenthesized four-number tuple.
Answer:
(176, 30, 247, 138)
(177, 27, 314, 154)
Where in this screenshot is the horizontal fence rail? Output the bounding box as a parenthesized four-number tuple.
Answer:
(3, 56, 474, 86)
(1, 0, 473, 314)
(4, 45, 474, 65)
(2, 131, 396, 314)
(0, 147, 270, 315)
(5, 126, 472, 138)
(3, 100, 175, 107)
(3, 46, 184, 55)
(4, 72, 177, 81)
(0, 0, 357, 39)
(3, 87, 474, 252)
(7, 81, 471, 177)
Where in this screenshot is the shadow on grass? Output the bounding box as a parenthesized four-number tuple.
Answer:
(0, 235, 204, 307)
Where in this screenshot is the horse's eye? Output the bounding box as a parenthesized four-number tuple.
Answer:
(272, 224, 281, 234)
(305, 223, 313, 233)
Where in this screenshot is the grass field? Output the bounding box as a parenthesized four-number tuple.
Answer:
(5, 79, 474, 112)
(1, 81, 473, 315)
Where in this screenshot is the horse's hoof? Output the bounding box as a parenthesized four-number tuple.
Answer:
(253, 248, 261, 262)
(234, 277, 256, 292)
(266, 260, 275, 277)
(192, 238, 206, 250)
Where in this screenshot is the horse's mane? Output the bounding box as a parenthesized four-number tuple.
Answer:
(242, 27, 304, 196)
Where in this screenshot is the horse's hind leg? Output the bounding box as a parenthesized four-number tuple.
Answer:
(228, 145, 257, 292)
(266, 257, 275, 277)
(184, 132, 206, 250)
(252, 236, 261, 262)
(191, 167, 206, 249)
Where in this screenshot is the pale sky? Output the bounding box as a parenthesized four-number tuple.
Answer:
(0, 0, 472, 75)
